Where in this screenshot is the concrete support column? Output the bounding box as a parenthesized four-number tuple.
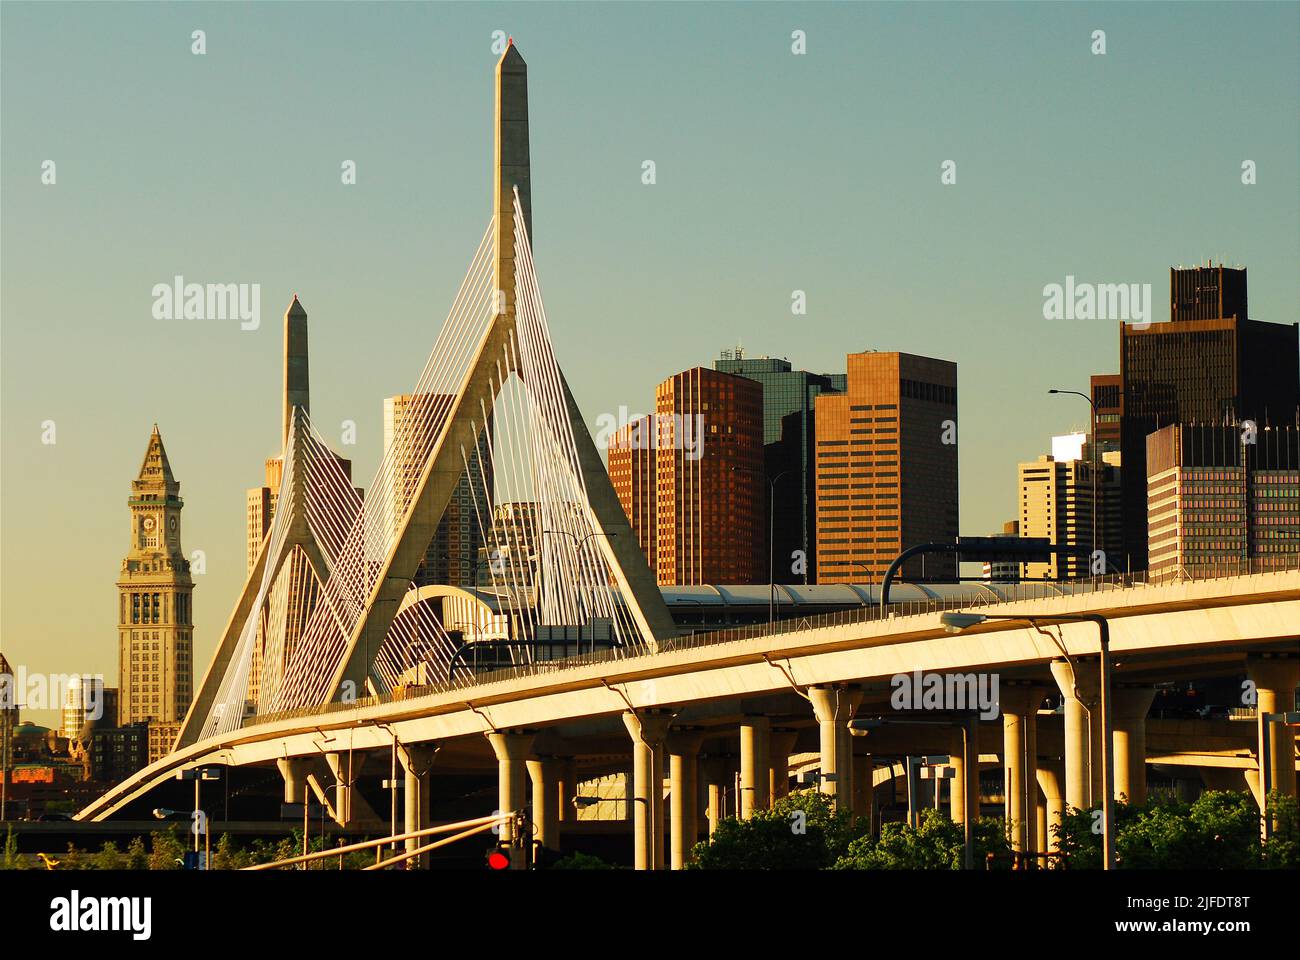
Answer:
(556, 758, 577, 823)
(487, 730, 534, 866)
(769, 729, 798, 802)
(1112, 686, 1156, 805)
(622, 711, 672, 871)
(325, 751, 364, 827)
(1001, 685, 1043, 854)
(1051, 659, 1098, 812)
(1036, 761, 1065, 855)
(276, 757, 311, 805)
(703, 756, 727, 837)
(1249, 655, 1299, 799)
(667, 730, 704, 870)
(526, 758, 561, 856)
(809, 685, 864, 813)
(398, 745, 437, 868)
(739, 716, 771, 818)
(948, 730, 970, 824)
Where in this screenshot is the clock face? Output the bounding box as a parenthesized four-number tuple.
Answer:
(142, 516, 156, 531)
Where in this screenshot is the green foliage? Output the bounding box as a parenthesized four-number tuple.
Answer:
(61, 843, 85, 871)
(2, 826, 25, 870)
(125, 835, 149, 871)
(551, 851, 618, 870)
(1053, 790, 1291, 869)
(211, 833, 253, 870)
(89, 840, 126, 870)
(689, 789, 866, 870)
(1262, 792, 1299, 869)
(833, 809, 1011, 870)
(147, 827, 187, 870)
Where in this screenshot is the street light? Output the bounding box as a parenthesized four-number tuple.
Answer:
(940, 609, 1116, 870)
(1048, 388, 1099, 569)
(733, 466, 790, 629)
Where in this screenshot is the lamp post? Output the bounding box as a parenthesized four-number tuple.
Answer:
(733, 466, 789, 629)
(941, 609, 1115, 869)
(1048, 389, 1099, 571)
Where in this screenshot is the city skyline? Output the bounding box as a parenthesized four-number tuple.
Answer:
(3, 2, 1299, 725)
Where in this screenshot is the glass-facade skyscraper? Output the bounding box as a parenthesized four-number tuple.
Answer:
(713, 349, 845, 583)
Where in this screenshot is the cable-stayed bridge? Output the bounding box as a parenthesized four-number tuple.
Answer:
(77, 44, 1300, 872)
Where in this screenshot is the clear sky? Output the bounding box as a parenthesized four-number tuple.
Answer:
(3, 1, 1297, 724)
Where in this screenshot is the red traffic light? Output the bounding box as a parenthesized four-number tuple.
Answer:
(487, 850, 510, 870)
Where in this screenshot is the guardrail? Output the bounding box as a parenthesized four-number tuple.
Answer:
(244, 559, 1297, 730)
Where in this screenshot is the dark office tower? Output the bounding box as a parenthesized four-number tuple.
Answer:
(655, 367, 765, 585)
(1090, 374, 1122, 449)
(815, 352, 958, 583)
(714, 348, 845, 582)
(1170, 265, 1248, 323)
(1118, 268, 1299, 571)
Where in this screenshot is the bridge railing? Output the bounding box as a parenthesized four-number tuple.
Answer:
(243, 558, 1297, 730)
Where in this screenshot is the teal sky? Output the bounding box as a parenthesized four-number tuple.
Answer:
(3, 1, 1297, 724)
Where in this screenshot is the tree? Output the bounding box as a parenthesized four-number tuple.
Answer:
(833, 809, 1011, 870)
(2, 826, 25, 870)
(90, 840, 126, 871)
(212, 833, 252, 870)
(147, 827, 186, 870)
(1262, 792, 1299, 869)
(690, 789, 865, 870)
(125, 835, 149, 871)
(1054, 791, 1281, 869)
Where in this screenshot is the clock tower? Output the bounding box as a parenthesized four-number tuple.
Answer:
(117, 425, 194, 760)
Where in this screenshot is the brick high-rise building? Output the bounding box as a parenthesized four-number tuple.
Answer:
(608, 415, 658, 575)
(116, 426, 194, 763)
(814, 352, 958, 583)
(713, 348, 844, 583)
(654, 368, 765, 584)
(1119, 266, 1299, 571)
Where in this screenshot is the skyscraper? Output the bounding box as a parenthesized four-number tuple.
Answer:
(608, 415, 658, 575)
(814, 351, 958, 583)
(713, 348, 844, 582)
(654, 367, 765, 584)
(1016, 447, 1120, 581)
(116, 426, 193, 762)
(1090, 373, 1121, 448)
(383, 393, 492, 588)
(1119, 266, 1299, 570)
(1146, 423, 1300, 578)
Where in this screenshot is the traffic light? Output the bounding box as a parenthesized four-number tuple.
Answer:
(486, 843, 511, 870)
